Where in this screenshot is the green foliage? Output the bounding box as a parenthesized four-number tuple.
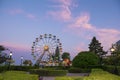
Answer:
(84, 69, 120, 80)
(0, 66, 38, 72)
(29, 69, 67, 76)
(72, 51, 99, 68)
(55, 69, 120, 80)
(55, 77, 74, 80)
(0, 66, 8, 72)
(0, 45, 5, 52)
(54, 46, 60, 61)
(0, 71, 38, 80)
(68, 67, 91, 73)
(55, 77, 83, 80)
(88, 37, 106, 57)
(0, 45, 9, 64)
(62, 52, 70, 60)
(102, 65, 120, 75)
(23, 60, 32, 66)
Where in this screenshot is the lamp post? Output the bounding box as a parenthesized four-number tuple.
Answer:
(110, 46, 118, 75)
(10, 52, 12, 59)
(21, 56, 23, 66)
(8, 51, 12, 70)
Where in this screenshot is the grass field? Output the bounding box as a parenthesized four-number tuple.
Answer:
(0, 71, 38, 80)
(55, 69, 120, 80)
(55, 76, 83, 80)
(84, 69, 120, 80)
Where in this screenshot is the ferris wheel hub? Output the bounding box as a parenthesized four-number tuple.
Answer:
(44, 45, 49, 51)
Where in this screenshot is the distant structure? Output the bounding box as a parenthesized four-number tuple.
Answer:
(116, 40, 120, 45)
(115, 40, 120, 51)
(31, 34, 62, 66)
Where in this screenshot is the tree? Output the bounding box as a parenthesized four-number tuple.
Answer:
(62, 52, 70, 60)
(23, 60, 32, 66)
(0, 45, 9, 64)
(89, 37, 103, 54)
(89, 36, 106, 65)
(0, 45, 5, 52)
(54, 46, 60, 61)
(72, 51, 99, 68)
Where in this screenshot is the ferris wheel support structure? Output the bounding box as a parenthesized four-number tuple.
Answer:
(31, 34, 62, 66)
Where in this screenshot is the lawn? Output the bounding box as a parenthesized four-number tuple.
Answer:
(0, 71, 38, 80)
(55, 76, 83, 80)
(55, 69, 120, 80)
(84, 69, 120, 80)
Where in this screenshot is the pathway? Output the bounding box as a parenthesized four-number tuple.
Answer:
(39, 73, 89, 80)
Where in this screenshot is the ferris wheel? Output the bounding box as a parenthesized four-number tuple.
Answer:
(31, 34, 62, 65)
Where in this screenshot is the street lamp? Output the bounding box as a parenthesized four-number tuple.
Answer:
(21, 56, 23, 66)
(8, 51, 12, 70)
(10, 52, 12, 58)
(110, 46, 118, 75)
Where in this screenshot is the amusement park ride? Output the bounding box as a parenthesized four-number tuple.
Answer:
(31, 34, 62, 66)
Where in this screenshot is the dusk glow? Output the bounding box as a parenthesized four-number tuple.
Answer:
(0, 0, 120, 65)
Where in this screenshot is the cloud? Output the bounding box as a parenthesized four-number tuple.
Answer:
(48, 0, 74, 21)
(66, 12, 120, 50)
(7, 9, 37, 20)
(74, 43, 88, 52)
(26, 14, 36, 19)
(68, 13, 94, 30)
(8, 9, 24, 15)
(0, 42, 30, 51)
(96, 28, 120, 50)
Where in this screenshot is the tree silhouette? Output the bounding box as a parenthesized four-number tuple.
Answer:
(89, 37, 104, 55)
(89, 37, 106, 65)
(0, 45, 5, 52)
(54, 46, 60, 61)
(0, 45, 9, 64)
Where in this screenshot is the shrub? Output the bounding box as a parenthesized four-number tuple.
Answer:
(68, 67, 91, 73)
(72, 51, 99, 68)
(84, 69, 120, 80)
(102, 65, 120, 75)
(0, 71, 38, 80)
(55, 77, 83, 80)
(29, 69, 67, 76)
(0, 65, 39, 72)
(0, 66, 8, 72)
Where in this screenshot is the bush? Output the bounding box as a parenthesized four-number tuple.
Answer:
(72, 51, 99, 68)
(102, 65, 120, 75)
(68, 67, 91, 73)
(84, 69, 120, 80)
(29, 69, 67, 76)
(0, 66, 38, 72)
(0, 71, 38, 80)
(0, 66, 8, 72)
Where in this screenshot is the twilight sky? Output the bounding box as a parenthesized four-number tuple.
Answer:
(0, 0, 120, 65)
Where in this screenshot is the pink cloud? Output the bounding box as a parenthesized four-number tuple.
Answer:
(74, 43, 88, 52)
(48, 0, 73, 21)
(0, 42, 30, 51)
(48, 8, 71, 21)
(58, 0, 72, 6)
(68, 13, 94, 30)
(7, 9, 37, 20)
(66, 12, 120, 50)
(26, 14, 36, 19)
(96, 29, 120, 50)
(8, 9, 24, 15)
